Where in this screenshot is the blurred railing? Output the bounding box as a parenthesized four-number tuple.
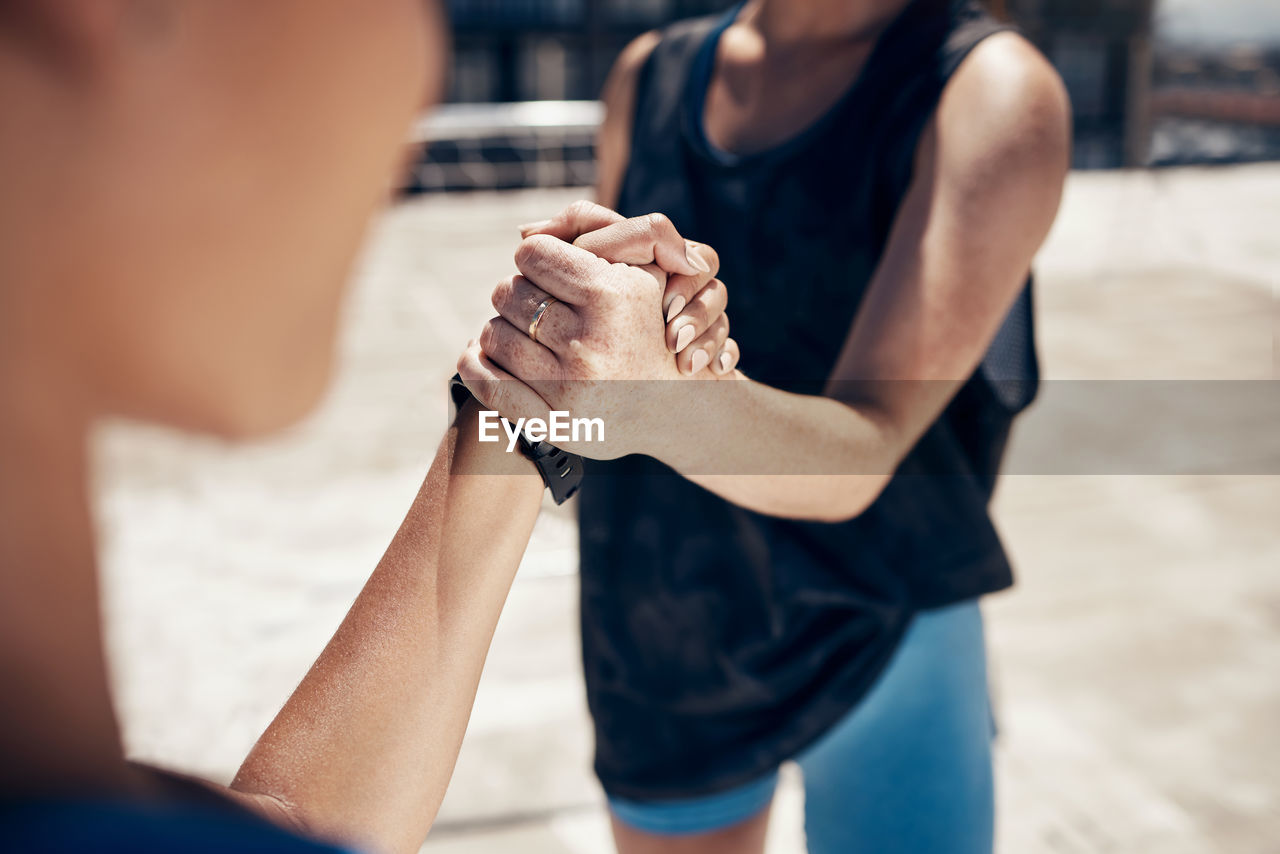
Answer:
(403, 101, 603, 193)
(1154, 89, 1280, 127)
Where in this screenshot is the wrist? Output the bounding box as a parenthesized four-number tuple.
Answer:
(449, 377, 583, 504)
(451, 399, 543, 482)
(641, 379, 717, 471)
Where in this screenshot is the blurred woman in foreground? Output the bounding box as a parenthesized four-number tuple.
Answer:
(0, 2, 732, 852)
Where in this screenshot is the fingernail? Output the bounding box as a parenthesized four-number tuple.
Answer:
(665, 295, 687, 323)
(675, 324, 696, 352)
(685, 242, 711, 274)
(718, 351, 733, 373)
(518, 219, 552, 235)
(691, 349, 711, 374)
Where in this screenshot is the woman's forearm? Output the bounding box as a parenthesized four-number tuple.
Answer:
(657, 377, 901, 522)
(229, 400, 543, 854)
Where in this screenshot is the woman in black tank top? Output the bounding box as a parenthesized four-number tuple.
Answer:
(505, 1, 1071, 851)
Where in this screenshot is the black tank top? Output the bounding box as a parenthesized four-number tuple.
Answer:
(578, 0, 1037, 800)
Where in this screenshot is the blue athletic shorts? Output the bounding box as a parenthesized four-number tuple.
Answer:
(607, 599, 995, 854)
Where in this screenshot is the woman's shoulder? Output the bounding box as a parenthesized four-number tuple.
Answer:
(945, 31, 1071, 145)
(597, 15, 719, 207)
(596, 31, 664, 207)
(603, 11, 729, 109)
(933, 31, 1072, 185)
(607, 30, 665, 98)
(602, 11, 723, 112)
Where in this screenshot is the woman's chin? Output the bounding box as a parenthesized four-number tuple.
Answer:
(183, 359, 334, 442)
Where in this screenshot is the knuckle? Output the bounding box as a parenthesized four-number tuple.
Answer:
(700, 278, 727, 307)
(515, 233, 556, 268)
(525, 290, 545, 318)
(572, 329, 602, 355)
(568, 199, 596, 218)
(687, 296, 713, 324)
(645, 211, 672, 234)
(491, 277, 514, 310)
(488, 383, 511, 412)
(513, 240, 536, 269)
(562, 316, 585, 345)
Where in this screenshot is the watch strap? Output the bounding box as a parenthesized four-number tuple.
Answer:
(448, 373, 584, 505)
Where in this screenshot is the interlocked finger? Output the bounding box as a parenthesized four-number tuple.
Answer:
(679, 313, 731, 376)
(667, 278, 728, 354)
(479, 316, 562, 387)
(491, 274, 582, 352)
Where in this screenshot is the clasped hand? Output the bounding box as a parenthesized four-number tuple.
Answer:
(458, 201, 740, 460)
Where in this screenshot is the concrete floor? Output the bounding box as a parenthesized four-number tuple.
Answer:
(95, 165, 1279, 853)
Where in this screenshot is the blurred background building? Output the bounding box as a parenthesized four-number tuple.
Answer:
(1000, 0, 1159, 168)
(410, 0, 736, 191)
(446, 0, 732, 103)
(404, 0, 1280, 189)
(1003, 0, 1280, 167)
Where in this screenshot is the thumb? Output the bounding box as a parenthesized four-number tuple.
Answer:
(518, 199, 625, 241)
(572, 213, 709, 277)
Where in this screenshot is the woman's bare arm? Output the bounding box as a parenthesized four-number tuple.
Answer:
(224, 400, 542, 854)
(666, 35, 1070, 518)
(489, 34, 1070, 522)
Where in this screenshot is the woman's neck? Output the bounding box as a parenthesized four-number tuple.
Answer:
(0, 337, 132, 796)
(748, 0, 915, 46)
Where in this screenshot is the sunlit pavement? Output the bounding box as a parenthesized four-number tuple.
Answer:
(95, 165, 1279, 853)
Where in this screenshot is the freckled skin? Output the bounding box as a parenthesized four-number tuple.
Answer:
(473, 231, 740, 460)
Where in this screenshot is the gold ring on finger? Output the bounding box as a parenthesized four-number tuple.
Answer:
(529, 296, 558, 344)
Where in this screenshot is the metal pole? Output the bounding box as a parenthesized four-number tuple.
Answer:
(1123, 0, 1156, 167)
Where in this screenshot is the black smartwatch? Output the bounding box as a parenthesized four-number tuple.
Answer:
(448, 373, 583, 505)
